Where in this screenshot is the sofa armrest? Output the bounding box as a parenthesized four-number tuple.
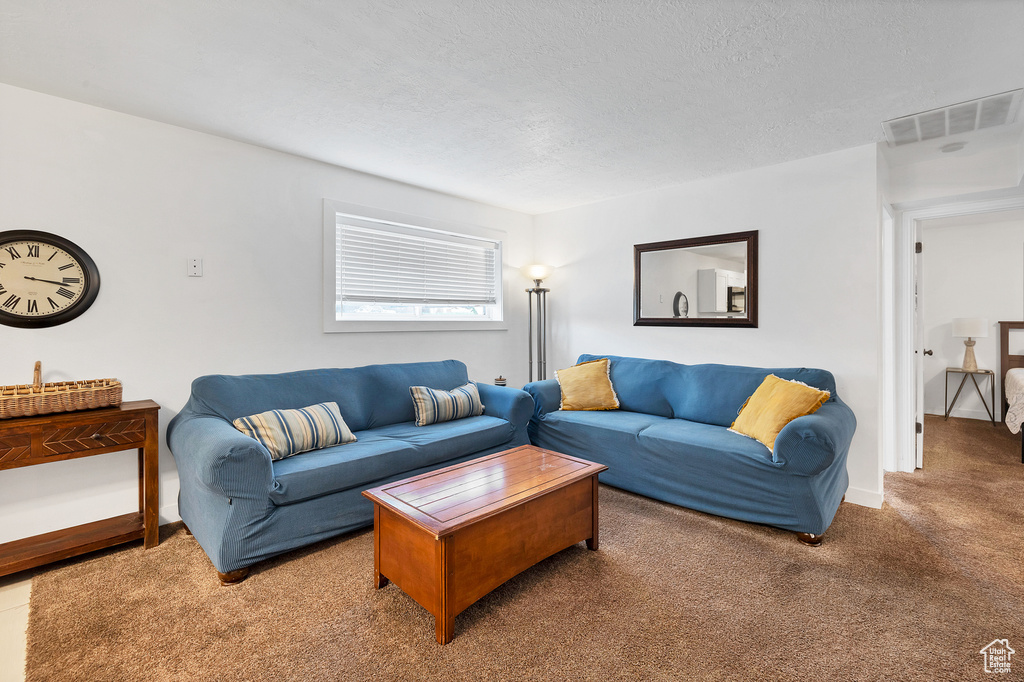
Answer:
(476, 383, 535, 428)
(773, 398, 857, 476)
(523, 379, 561, 419)
(166, 412, 273, 499)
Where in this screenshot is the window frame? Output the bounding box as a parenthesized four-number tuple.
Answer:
(322, 200, 507, 333)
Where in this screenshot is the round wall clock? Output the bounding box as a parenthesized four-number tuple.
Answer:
(672, 291, 688, 318)
(0, 230, 101, 328)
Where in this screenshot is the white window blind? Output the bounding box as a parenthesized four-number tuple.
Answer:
(337, 219, 499, 306)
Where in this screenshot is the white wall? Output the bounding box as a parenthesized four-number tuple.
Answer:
(0, 84, 533, 543)
(533, 145, 884, 507)
(1017, 136, 1024, 186)
(921, 214, 1024, 419)
(887, 144, 1023, 205)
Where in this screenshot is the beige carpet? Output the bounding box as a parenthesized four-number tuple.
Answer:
(25, 416, 1024, 681)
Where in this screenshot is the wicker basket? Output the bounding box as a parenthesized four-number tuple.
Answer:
(0, 361, 122, 419)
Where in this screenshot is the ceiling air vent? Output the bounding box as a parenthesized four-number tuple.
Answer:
(882, 89, 1023, 147)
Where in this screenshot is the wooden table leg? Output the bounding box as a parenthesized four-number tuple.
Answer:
(142, 410, 160, 549)
(436, 612, 454, 645)
(373, 504, 388, 588)
(586, 474, 599, 551)
(435, 536, 453, 644)
(137, 449, 144, 513)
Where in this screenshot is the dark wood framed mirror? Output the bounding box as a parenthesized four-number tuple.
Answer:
(633, 230, 758, 327)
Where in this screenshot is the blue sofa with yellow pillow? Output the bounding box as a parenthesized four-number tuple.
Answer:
(524, 354, 856, 544)
(167, 360, 533, 583)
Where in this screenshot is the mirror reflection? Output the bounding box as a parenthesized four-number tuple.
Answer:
(633, 231, 757, 328)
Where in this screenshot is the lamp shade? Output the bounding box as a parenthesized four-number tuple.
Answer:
(520, 263, 553, 282)
(952, 317, 988, 338)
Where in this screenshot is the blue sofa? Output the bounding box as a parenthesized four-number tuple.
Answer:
(166, 360, 533, 582)
(525, 355, 856, 543)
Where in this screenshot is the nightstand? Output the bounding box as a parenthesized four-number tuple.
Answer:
(944, 368, 996, 425)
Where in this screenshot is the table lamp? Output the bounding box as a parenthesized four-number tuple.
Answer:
(951, 317, 988, 371)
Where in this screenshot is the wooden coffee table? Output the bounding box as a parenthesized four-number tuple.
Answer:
(362, 445, 607, 644)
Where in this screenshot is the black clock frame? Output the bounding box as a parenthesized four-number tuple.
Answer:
(0, 230, 101, 328)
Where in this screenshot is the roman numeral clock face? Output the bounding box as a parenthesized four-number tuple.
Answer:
(0, 230, 100, 328)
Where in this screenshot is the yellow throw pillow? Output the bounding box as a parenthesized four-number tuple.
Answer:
(730, 375, 830, 452)
(555, 358, 620, 411)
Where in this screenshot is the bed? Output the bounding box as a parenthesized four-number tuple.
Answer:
(998, 320, 1024, 462)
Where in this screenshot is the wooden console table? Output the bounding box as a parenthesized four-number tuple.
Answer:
(0, 399, 160, 577)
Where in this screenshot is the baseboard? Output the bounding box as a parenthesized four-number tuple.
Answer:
(844, 486, 883, 509)
(159, 503, 180, 525)
(925, 408, 998, 422)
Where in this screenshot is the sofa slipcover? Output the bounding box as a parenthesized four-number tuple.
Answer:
(525, 355, 856, 538)
(167, 360, 533, 578)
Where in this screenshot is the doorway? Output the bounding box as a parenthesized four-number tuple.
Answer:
(886, 187, 1024, 473)
(918, 209, 1024, 440)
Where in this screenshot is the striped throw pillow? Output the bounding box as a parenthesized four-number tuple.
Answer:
(232, 402, 356, 460)
(409, 383, 485, 427)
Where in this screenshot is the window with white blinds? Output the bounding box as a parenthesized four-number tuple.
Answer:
(323, 201, 504, 332)
(338, 220, 498, 306)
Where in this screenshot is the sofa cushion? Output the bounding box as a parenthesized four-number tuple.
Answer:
(576, 354, 675, 417)
(576, 355, 836, 427)
(410, 382, 484, 426)
(186, 360, 472, 431)
(666, 364, 837, 427)
(233, 402, 356, 460)
(530, 409, 669, 462)
(367, 417, 514, 458)
(268, 415, 513, 505)
(555, 358, 620, 411)
(637, 419, 777, 466)
(538, 411, 773, 471)
(730, 375, 830, 452)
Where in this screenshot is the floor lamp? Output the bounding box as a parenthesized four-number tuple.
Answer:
(522, 264, 553, 382)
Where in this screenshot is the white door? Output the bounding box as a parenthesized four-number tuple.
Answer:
(914, 223, 925, 469)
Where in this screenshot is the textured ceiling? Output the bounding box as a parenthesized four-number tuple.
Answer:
(1, 0, 1022, 214)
